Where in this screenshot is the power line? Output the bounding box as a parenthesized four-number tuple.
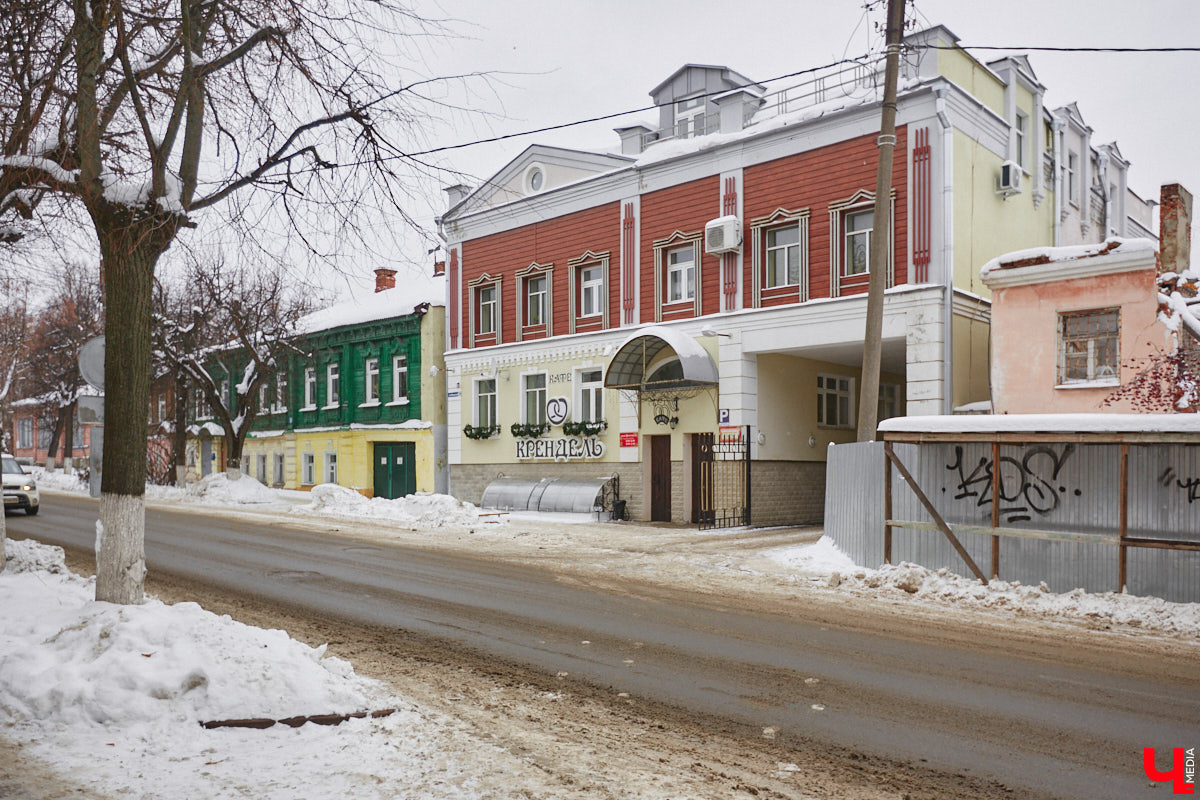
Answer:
(924, 44, 1200, 53)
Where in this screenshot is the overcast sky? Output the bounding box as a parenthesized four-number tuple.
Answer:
(343, 0, 1200, 298)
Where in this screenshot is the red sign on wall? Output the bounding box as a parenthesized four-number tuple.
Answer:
(619, 432, 639, 448)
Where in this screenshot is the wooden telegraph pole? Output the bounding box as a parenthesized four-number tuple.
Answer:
(857, 0, 906, 442)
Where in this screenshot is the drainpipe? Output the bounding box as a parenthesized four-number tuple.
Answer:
(935, 85, 955, 415)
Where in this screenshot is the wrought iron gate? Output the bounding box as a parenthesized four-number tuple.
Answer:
(694, 426, 751, 530)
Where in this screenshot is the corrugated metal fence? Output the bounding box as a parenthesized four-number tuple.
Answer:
(825, 441, 1200, 603)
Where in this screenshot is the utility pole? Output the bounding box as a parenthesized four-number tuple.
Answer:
(857, 0, 905, 442)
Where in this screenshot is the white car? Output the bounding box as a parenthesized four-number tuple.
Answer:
(2, 455, 39, 515)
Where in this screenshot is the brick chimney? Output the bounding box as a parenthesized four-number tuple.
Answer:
(373, 267, 397, 293)
(1159, 183, 1192, 275)
(433, 260, 445, 277)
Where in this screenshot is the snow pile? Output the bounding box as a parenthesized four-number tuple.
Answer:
(0, 537, 534, 799)
(293, 483, 486, 528)
(29, 466, 87, 492)
(830, 561, 1200, 637)
(979, 236, 1157, 277)
(762, 536, 857, 576)
(185, 472, 280, 504)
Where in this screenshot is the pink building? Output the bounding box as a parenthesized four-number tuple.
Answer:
(983, 184, 1197, 415)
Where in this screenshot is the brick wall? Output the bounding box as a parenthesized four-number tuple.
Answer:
(751, 460, 826, 526)
(1159, 183, 1193, 275)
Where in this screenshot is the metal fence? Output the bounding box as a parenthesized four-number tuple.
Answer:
(825, 440, 1200, 603)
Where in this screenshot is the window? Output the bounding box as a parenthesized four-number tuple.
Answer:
(526, 275, 547, 326)
(16, 418, 32, 449)
(274, 453, 285, 486)
(478, 285, 496, 335)
(324, 451, 338, 484)
(1014, 111, 1028, 168)
(220, 379, 230, 410)
(817, 374, 854, 428)
(37, 420, 52, 448)
(578, 369, 604, 423)
(1058, 308, 1120, 385)
(301, 451, 315, 485)
(257, 454, 267, 483)
(523, 372, 547, 425)
(364, 358, 379, 404)
(476, 378, 497, 428)
(274, 374, 287, 413)
(675, 95, 705, 138)
(1067, 152, 1079, 205)
(843, 210, 872, 276)
(325, 363, 340, 408)
(765, 225, 801, 288)
(303, 367, 317, 409)
(391, 355, 408, 403)
(258, 382, 270, 411)
(580, 266, 603, 317)
(878, 383, 903, 422)
(666, 246, 695, 303)
(157, 396, 167, 423)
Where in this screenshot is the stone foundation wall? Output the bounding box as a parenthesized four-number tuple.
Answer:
(751, 460, 826, 526)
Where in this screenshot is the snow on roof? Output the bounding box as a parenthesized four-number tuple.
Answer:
(297, 276, 444, 336)
(980, 237, 1157, 278)
(878, 413, 1200, 434)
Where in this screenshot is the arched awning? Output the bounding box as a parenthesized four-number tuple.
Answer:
(604, 325, 719, 390)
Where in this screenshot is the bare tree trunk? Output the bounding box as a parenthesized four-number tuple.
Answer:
(44, 411, 64, 470)
(857, 0, 905, 442)
(96, 235, 162, 604)
(172, 373, 188, 487)
(0, 500, 6, 573)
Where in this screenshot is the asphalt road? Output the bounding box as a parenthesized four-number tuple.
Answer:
(8, 492, 1198, 800)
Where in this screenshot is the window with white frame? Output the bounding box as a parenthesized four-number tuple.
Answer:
(301, 451, 315, 484)
(675, 95, 705, 138)
(303, 367, 317, 409)
(324, 451, 338, 484)
(578, 369, 604, 423)
(765, 225, 801, 288)
(274, 374, 287, 413)
(476, 378, 497, 428)
(526, 275, 547, 326)
(477, 284, 497, 335)
(274, 453, 285, 486)
(1058, 308, 1120, 385)
(666, 245, 695, 303)
(325, 363, 340, 407)
(1014, 111, 1028, 168)
(37, 419, 52, 448)
(843, 210, 873, 276)
(257, 454, 267, 483)
(258, 382, 270, 411)
(220, 378, 229, 410)
(523, 372, 547, 425)
(16, 418, 32, 449)
(580, 265, 603, 317)
(817, 374, 854, 428)
(157, 396, 167, 423)
(391, 355, 408, 403)
(878, 383, 903, 422)
(364, 358, 379, 404)
(1067, 151, 1079, 205)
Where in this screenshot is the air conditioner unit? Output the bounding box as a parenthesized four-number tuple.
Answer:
(997, 160, 1023, 196)
(705, 215, 741, 254)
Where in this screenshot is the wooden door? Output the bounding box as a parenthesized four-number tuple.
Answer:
(649, 435, 671, 522)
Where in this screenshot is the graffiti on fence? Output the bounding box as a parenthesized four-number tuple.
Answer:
(945, 444, 1080, 523)
(1159, 466, 1200, 503)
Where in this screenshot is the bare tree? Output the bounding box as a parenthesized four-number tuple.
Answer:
(21, 261, 104, 470)
(154, 255, 314, 478)
(0, 0, 462, 602)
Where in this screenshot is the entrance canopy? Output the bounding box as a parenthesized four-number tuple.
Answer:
(604, 326, 719, 391)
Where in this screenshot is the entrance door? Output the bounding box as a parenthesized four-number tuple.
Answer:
(649, 435, 671, 522)
(373, 442, 416, 499)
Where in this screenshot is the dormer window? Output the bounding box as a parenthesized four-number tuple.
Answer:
(675, 96, 706, 138)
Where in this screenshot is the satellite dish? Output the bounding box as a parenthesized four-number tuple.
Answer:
(79, 336, 105, 390)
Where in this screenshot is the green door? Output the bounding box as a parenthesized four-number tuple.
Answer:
(373, 442, 416, 499)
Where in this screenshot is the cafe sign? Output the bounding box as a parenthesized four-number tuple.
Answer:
(515, 436, 605, 461)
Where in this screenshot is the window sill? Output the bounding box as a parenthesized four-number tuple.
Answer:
(1055, 379, 1119, 390)
(299, 405, 317, 412)
(321, 403, 340, 410)
(385, 399, 410, 407)
(817, 423, 855, 430)
(662, 298, 694, 308)
(359, 401, 381, 408)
